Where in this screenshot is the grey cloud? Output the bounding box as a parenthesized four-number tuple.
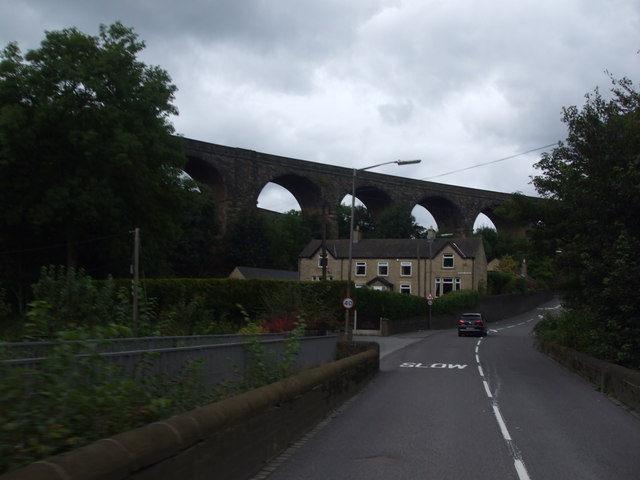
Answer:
(378, 100, 414, 125)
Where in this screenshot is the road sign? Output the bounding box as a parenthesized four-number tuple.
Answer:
(427, 293, 434, 300)
(342, 297, 354, 310)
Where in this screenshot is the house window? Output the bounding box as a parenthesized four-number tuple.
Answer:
(442, 254, 454, 269)
(355, 262, 366, 276)
(400, 284, 412, 294)
(372, 285, 384, 291)
(378, 262, 389, 276)
(400, 262, 412, 276)
(434, 277, 461, 297)
(317, 254, 327, 268)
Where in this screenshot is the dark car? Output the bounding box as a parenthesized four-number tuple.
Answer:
(458, 312, 487, 337)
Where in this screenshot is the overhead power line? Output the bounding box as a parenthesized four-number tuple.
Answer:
(420, 143, 557, 181)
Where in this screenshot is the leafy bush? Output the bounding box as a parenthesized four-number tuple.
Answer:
(431, 289, 479, 314)
(23, 266, 139, 340)
(0, 339, 217, 473)
(487, 271, 527, 295)
(353, 288, 425, 320)
(535, 309, 640, 369)
(219, 318, 307, 395)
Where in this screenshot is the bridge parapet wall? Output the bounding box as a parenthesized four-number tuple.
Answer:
(0, 343, 380, 480)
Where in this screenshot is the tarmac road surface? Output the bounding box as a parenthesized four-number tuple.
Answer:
(252, 298, 640, 480)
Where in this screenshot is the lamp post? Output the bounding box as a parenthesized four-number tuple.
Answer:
(344, 159, 422, 340)
(426, 226, 436, 329)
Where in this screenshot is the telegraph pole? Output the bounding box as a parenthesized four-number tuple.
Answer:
(131, 227, 140, 323)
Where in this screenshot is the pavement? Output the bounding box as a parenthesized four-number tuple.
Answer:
(353, 330, 440, 358)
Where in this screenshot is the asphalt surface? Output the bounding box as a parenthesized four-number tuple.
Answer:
(252, 300, 640, 480)
(353, 330, 438, 359)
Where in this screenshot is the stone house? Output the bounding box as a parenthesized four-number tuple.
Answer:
(298, 237, 487, 297)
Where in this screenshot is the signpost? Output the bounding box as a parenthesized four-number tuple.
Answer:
(342, 297, 354, 310)
(426, 293, 434, 329)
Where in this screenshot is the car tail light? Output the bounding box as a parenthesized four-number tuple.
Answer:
(475, 319, 484, 325)
(458, 319, 465, 325)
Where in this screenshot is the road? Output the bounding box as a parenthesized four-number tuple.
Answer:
(253, 299, 640, 480)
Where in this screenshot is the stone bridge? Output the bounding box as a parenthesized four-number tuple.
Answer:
(182, 137, 533, 238)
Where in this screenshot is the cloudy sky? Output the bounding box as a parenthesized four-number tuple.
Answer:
(2, 0, 639, 226)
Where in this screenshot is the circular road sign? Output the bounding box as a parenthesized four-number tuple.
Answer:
(342, 297, 355, 310)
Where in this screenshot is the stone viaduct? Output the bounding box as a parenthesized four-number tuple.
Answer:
(181, 137, 533, 238)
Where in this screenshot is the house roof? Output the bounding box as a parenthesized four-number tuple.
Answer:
(366, 276, 394, 288)
(299, 237, 483, 260)
(229, 266, 298, 280)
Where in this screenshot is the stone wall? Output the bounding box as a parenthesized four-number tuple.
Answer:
(1, 342, 380, 480)
(536, 339, 640, 415)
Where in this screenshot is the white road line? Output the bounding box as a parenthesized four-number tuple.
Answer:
(492, 404, 512, 440)
(483, 380, 493, 398)
(514, 459, 532, 480)
(477, 336, 533, 480)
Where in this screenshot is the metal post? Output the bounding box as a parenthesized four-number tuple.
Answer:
(427, 226, 436, 330)
(345, 168, 356, 341)
(132, 227, 140, 324)
(344, 159, 421, 341)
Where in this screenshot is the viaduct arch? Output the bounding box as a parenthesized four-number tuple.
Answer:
(181, 137, 532, 239)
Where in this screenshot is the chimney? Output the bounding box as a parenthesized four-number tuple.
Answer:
(353, 226, 362, 243)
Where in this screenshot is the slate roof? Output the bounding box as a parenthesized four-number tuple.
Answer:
(299, 237, 483, 260)
(229, 266, 298, 280)
(366, 276, 394, 288)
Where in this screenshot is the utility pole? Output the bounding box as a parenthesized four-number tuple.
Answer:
(131, 227, 140, 324)
(321, 202, 327, 280)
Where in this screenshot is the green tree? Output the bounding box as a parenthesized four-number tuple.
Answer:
(337, 204, 374, 238)
(267, 210, 313, 270)
(370, 204, 425, 239)
(0, 23, 199, 304)
(223, 210, 272, 271)
(532, 75, 640, 367)
(170, 184, 220, 278)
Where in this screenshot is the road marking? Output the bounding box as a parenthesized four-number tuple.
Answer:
(399, 362, 468, 369)
(515, 459, 532, 480)
(476, 334, 533, 480)
(492, 404, 512, 440)
(483, 380, 493, 398)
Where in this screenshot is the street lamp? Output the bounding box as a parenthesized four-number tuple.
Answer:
(344, 159, 422, 340)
